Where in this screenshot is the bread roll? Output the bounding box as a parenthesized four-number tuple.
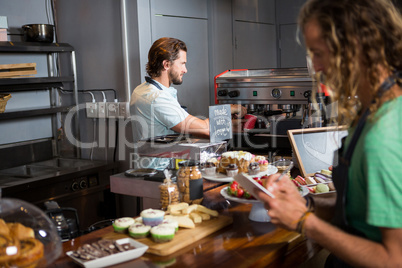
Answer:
(0, 219, 10, 236)
(9, 238, 44, 268)
(7, 223, 35, 240)
(0, 234, 21, 263)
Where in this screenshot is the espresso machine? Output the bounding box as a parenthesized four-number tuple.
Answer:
(214, 67, 321, 157)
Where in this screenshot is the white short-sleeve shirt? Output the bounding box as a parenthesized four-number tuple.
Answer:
(130, 79, 189, 143)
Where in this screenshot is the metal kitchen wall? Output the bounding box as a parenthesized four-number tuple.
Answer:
(1, 0, 308, 168)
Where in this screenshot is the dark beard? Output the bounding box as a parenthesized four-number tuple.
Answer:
(169, 72, 183, 85)
(172, 79, 183, 85)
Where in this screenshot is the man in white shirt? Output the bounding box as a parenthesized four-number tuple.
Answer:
(130, 37, 246, 169)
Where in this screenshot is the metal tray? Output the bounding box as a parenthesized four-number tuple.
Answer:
(124, 168, 158, 177)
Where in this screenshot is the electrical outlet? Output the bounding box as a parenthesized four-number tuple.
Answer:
(98, 102, 106, 118)
(107, 102, 119, 118)
(119, 102, 130, 118)
(86, 102, 97, 118)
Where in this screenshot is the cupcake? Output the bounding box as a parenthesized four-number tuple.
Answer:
(150, 225, 175, 243)
(113, 217, 135, 233)
(248, 162, 260, 175)
(226, 164, 238, 177)
(128, 223, 151, 239)
(140, 208, 165, 227)
(258, 159, 269, 171)
(204, 162, 216, 176)
(160, 218, 179, 232)
(135, 217, 143, 224)
(255, 156, 269, 171)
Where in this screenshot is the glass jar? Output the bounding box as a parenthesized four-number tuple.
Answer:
(177, 160, 203, 204)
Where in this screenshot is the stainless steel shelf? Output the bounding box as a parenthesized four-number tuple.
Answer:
(0, 106, 73, 120)
(0, 41, 74, 52)
(0, 77, 74, 91)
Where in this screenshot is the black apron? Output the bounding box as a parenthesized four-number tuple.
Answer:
(325, 73, 398, 268)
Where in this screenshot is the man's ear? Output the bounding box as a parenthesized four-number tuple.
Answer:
(162, 60, 170, 70)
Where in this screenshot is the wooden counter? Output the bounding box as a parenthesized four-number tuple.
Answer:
(51, 184, 323, 267)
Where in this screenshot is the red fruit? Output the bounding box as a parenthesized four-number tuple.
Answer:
(236, 188, 244, 198)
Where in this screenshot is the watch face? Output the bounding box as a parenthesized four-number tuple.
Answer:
(271, 88, 282, 99)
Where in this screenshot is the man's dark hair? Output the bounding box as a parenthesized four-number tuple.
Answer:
(146, 37, 187, 78)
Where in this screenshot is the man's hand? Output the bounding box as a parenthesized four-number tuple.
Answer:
(230, 104, 247, 118)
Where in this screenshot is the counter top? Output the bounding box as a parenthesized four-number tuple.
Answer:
(51, 184, 323, 267)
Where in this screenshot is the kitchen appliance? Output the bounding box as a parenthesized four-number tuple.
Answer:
(44, 200, 80, 241)
(214, 68, 319, 156)
(0, 149, 118, 237)
(22, 24, 54, 43)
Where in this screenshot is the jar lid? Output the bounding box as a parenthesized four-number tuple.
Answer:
(178, 160, 200, 167)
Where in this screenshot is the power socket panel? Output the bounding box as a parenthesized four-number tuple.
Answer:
(98, 102, 106, 118)
(86, 102, 98, 118)
(118, 102, 130, 118)
(106, 102, 119, 118)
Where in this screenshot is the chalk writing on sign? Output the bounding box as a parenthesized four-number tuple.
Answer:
(209, 104, 232, 143)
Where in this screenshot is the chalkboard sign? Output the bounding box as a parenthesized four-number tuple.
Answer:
(288, 126, 348, 177)
(209, 104, 232, 143)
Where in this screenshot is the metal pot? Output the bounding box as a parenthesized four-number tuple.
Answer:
(22, 24, 54, 43)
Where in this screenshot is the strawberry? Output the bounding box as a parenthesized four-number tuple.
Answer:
(236, 188, 244, 198)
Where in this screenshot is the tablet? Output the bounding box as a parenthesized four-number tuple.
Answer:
(287, 126, 348, 177)
(233, 173, 275, 200)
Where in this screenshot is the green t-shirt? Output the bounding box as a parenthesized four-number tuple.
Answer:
(345, 96, 402, 242)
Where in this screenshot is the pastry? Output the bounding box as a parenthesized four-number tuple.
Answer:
(204, 162, 216, 176)
(218, 151, 253, 174)
(7, 222, 35, 240)
(8, 238, 44, 268)
(254, 155, 269, 171)
(0, 234, 20, 263)
(248, 162, 260, 175)
(225, 164, 238, 177)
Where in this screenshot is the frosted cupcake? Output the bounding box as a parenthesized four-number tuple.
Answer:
(248, 162, 260, 175)
(204, 162, 216, 176)
(150, 225, 175, 243)
(226, 164, 238, 177)
(255, 156, 269, 171)
(113, 217, 135, 233)
(160, 218, 179, 232)
(128, 223, 151, 239)
(140, 209, 165, 227)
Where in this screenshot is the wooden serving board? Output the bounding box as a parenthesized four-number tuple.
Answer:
(0, 63, 37, 78)
(102, 215, 233, 256)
